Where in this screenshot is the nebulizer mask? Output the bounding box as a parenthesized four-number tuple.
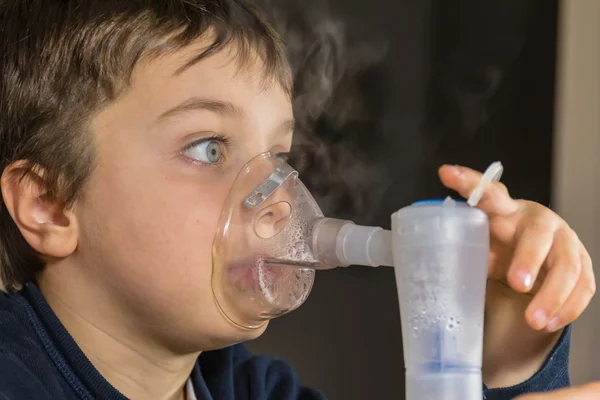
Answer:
(212, 152, 329, 329)
(212, 151, 503, 400)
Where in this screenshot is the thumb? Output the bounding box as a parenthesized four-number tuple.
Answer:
(439, 164, 519, 216)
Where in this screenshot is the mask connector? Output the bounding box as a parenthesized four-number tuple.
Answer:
(311, 218, 393, 268)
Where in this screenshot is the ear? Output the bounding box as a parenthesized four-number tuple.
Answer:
(1, 161, 78, 259)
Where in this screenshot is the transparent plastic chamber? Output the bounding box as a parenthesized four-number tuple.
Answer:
(212, 153, 327, 329)
(393, 199, 489, 400)
(212, 152, 502, 400)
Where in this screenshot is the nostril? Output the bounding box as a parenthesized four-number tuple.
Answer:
(253, 201, 292, 239)
(274, 214, 288, 232)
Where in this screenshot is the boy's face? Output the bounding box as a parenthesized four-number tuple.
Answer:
(73, 40, 294, 350)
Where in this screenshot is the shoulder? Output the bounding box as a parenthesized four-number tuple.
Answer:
(0, 351, 53, 399)
(0, 292, 58, 399)
(199, 344, 326, 400)
(0, 291, 42, 355)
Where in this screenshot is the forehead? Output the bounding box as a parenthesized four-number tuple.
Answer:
(110, 39, 291, 121)
(92, 37, 295, 150)
(135, 36, 292, 98)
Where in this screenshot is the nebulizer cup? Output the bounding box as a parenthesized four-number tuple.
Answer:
(391, 163, 502, 400)
(391, 198, 488, 399)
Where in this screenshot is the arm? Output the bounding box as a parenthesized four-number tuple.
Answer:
(516, 382, 600, 400)
(483, 322, 570, 399)
(482, 280, 567, 389)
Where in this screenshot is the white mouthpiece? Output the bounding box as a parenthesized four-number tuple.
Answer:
(467, 161, 504, 207)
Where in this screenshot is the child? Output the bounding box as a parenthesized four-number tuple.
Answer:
(0, 1, 594, 399)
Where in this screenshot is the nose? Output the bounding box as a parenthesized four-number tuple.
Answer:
(253, 201, 292, 239)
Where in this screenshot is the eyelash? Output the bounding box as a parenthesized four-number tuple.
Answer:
(182, 134, 232, 167)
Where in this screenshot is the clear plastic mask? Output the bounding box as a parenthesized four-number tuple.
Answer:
(212, 152, 330, 329)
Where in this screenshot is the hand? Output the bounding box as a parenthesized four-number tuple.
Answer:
(516, 382, 600, 399)
(438, 164, 595, 386)
(439, 164, 595, 331)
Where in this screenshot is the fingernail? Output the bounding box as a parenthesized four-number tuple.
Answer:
(518, 269, 533, 289)
(532, 309, 548, 329)
(547, 316, 562, 332)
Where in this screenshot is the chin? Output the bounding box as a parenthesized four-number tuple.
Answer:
(216, 319, 269, 348)
(163, 319, 270, 354)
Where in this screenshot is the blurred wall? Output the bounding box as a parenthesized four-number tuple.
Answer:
(553, 0, 600, 386)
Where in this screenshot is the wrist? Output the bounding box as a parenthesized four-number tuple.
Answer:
(482, 280, 563, 388)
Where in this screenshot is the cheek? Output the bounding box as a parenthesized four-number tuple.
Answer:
(135, 191, 226, 291)
(79, 163, 230, 297)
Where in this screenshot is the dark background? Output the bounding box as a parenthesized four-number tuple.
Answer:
(248, 1, 559, 399)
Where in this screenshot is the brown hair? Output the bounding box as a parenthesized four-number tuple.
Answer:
(0, 0, 291, 292)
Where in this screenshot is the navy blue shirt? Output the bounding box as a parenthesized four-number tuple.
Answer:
(0, 282, 570, 399)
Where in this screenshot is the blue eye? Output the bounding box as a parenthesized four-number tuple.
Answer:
(184, 139, 224, 164)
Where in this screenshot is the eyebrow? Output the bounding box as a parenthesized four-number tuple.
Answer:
(157, 97, 295, 136)
(157, 97, 245, 121)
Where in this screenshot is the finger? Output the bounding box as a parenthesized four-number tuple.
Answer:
(525, 227, 581, 330)
(545, 244, 596, 332)
(438, 165, 518, 216)
(516, 382, 600, 399)
(506, 220, 555, 293)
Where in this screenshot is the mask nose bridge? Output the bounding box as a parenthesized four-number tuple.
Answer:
(244, 163, 298, 208)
